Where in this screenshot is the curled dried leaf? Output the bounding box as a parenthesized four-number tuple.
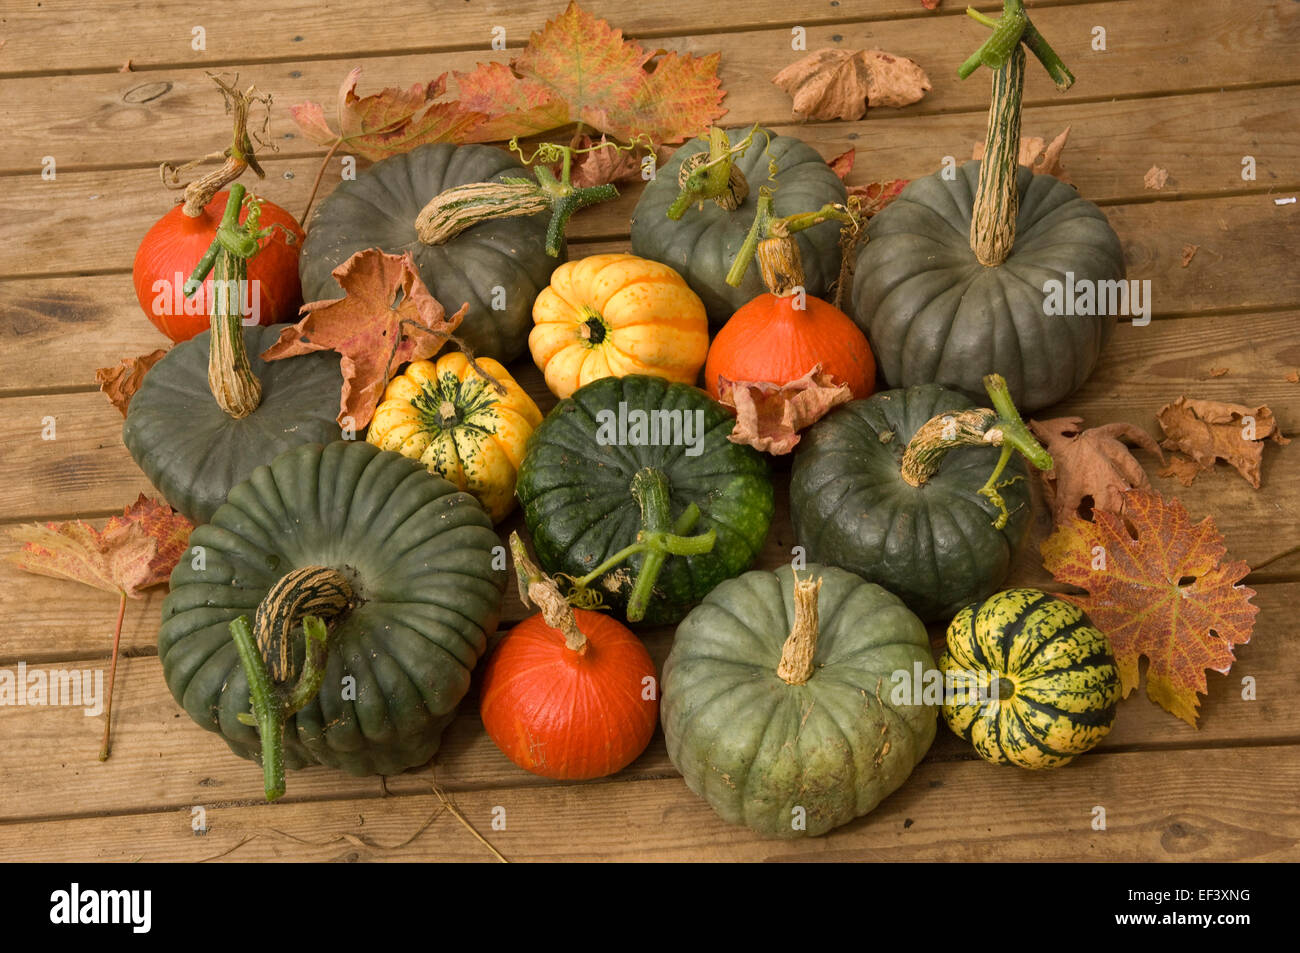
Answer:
(96, 348, 168, 417)
(773, 48, 930, 122)
(716, 366, 852, 454)
(1155, 396, 1289, 489)
(1028, 417, 1163, 525)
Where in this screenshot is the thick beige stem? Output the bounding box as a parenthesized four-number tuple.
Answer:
(777, 576, 822, 685)
(415, 183, 548, 245)
(970, 44, 1026, 266)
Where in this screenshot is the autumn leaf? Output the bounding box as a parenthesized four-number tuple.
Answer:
(95, 348, 168, 417)
(1156, 396, 1289, 489)
(716, 366, 852, 454)
(261, 249, 466, 429)
(290, 68, 485, 162)
(1029, 417, 1164, 525)
(565, 134, 646, 188)
(6, 495, 193, 759)
(827, 148, 909, 217)
(457, 2, 725, 145)
(974, 127, 1071, 183)
(773, 48, 930, 122)
(1042, 490, 1257, 726)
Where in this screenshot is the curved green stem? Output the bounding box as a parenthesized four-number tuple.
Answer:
(726, 188, 854, 289)
(667, 126, 755, 220)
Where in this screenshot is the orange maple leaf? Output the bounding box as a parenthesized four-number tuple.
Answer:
(1041, 489, 1258, 726)
(261, 249, 466, 429)
(95, 348, 168, 417)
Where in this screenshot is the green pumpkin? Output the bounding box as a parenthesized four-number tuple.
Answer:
(159, 440, 506, 778)
(299, 143, 558, 363)
(662, 564, 937, 838)
(852, 161, 1124, 412)
(790, 384, 1032, 622)
(515, 374, 773, 625)
(123, 323, 342, 524)
(940, 588, 1121, 769)
(630, 127, 846, 329)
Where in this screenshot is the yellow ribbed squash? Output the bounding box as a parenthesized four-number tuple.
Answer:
(529, 253, 709, 399)
(366, 352, 542, 523)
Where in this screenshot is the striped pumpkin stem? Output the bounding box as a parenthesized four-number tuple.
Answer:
(962, 0, 1076, 266)
(229, 565, 355, 801)
(777, 576, 823, 685)
(415, 143, 618, 257)
(667, 126, 754, 220)
(901, 374, 1053, 529)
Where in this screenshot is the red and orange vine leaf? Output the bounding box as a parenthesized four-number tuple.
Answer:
(96, 348, 168, 417)
(261, 249, 466, 429)
(717, 366, 852, 454)
(1041, 490, 1257, 726)
(6, 495, 194, 759)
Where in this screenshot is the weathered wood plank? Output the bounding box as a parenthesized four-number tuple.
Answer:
(0, 0, 1121, 77)
(9, 1, 1297, 175)
(1, 745, 1295, 861)
(0, 580, 1291, 823)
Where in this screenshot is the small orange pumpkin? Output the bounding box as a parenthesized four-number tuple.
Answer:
(480, 536, 659, 781)
(529, 253, 709, 399)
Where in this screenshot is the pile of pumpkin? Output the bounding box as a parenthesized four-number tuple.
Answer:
(124, 3, 1129, 837)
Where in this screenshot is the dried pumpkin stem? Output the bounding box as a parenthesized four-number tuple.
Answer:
(509, 532, 587, 653)
(726, 187, 854, 288)
(900, 373, 1052, 528)
(777, 576, 822, 685)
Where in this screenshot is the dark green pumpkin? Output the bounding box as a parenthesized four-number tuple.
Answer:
(662, 564, 937, 838)
(159, 440, 506, 777)
(852, 164, 1124, 415)
(515, 374, 774, 625)
(790, 384, 1031, 622)
(299, 143, 558, 363)
(123, 323, 342, 524)
(630, 127, 846, 329)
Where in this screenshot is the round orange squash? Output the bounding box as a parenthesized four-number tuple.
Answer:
(529, 253, 709, 399)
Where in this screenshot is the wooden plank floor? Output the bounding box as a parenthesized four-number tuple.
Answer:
(0, 0, 1297, 862)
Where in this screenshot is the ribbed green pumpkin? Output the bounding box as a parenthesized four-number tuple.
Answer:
(299, 143, 557, 363)
(123, 323, 342, 524)
(630, 127, 846, 329)
(662, 564, 937, 838)
(515, 374, 773, 625)
(940, 588, 1121, 769)
(159, 440, 506, 777)
(790, 384, 1031, 622)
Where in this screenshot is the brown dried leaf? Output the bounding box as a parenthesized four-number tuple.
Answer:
(1287, 370, 1300, 384)
(1144, 165, 1169, 190)
(1157, 455, 1203, 487)
(1156, 396, 1289, 489)
(716, 365, 852, 454)
(1028, 417, 1164, 525)
(974, 127, 1071, 183)
(1181, 243, 1199, 267)
(261, 249, 466, 429)
(773, 48, 930, 121)
(1207, 367, 1228, 378)
(95, 348, 168, 417)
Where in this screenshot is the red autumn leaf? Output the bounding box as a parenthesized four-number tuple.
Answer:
(716, 365, 853, 455)
(95, 348, 168, 417)
(6, 495, 194, 759)
(1041, 489, 1258, 726)
(773, 48, 930, 121)
(921, 0, 941, 8)
(565, 134, 646, 188)
(826, 149, 909, 218)
(458, 2, 725, 145)
(827, 147, 856, 180)
(1156, 396, 1289, 489)
(261, 249, 466, 429)
(290, 67, 486, 162)
(1028, 417, 1164, 525)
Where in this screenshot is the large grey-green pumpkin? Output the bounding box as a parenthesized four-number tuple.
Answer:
(123, 323, 342, 524)
(630, 128, 846, 329)
(662, 564, 936, 838)
(852, 161, 1125, 414)
(299, 143, 557, 363)
(159, 440, 506, 777)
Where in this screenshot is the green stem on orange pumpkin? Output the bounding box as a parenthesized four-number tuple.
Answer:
(563, 468, 716, 623)
(725, 187, 855, 289)
(509, 532, 587, 653)
(962, 0, 1075, 266)
(667, 126, 757, 220)
(899, 373, 1052, 529)
(414, 140, 617, 257)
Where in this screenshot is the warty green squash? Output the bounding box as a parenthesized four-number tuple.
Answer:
(160, 440, 506, 799)
(851, 3, 1125, 412)
(515, 374, 774, 625)
(662, 564, 937, 838)
(940, 588, 1121, 769)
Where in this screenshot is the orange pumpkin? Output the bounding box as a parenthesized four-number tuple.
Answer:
(481, 537, 659, 780)
(529, 253, 709, 399)
(705, 236, 876, 401)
